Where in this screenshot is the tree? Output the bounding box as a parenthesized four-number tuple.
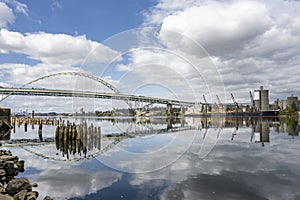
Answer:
(80, 108, 85, 115)
(291, 102, 298, 111)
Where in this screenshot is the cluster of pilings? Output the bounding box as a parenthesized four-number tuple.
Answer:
(55, 122, 101, 159)
(11, 116, 62, 133)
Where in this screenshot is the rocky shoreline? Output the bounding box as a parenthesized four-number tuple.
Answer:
(0, 148, 51, 200)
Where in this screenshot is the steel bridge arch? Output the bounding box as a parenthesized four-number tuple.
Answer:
(0, 71, 122, 103)
(24, 71, 120, 94)
(22, 72, 155, 110)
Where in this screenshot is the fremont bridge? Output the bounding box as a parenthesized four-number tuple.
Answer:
(0, 71, 198, 112)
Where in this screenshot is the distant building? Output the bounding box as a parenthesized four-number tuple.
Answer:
(278, 99, 286, 110)
(254, 86, 270, 111)
(277, 95, 299, 110)
(286, 96, 299, 109)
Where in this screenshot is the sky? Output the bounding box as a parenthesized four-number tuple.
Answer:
(0, 0, 300, 112)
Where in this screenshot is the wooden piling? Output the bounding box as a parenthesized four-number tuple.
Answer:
(24, 121, 27, 132)
(97, 127, 101, 150)
(63, 125, 68, 141)
(38, 123, 43, 142)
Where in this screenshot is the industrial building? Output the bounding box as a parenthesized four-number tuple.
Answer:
(276, 95, 300, 110)
(254, 86, 270, 112)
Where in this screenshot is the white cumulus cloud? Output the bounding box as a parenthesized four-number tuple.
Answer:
(0, 2, 14, 28)
(160, 1, 272, 57)
(141, 0, 300, 102)
(1, 0, 29, 15)
(0, 29, 121, 65)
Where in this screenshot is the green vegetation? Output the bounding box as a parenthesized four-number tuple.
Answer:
(279, 103, 298, 116)
(95, 110, 115, 116)
(279, 117, 298, 128)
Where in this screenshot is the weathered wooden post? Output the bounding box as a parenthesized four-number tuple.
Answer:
(87, 125, 91, 151)
(68, 122, 72, 141)
(76, 125, 81, 141)
(55, 125, 59, 141)
(83, 122, 88, 149)
(63, 125, 68, 141)
(24, 120, 28, 132)
(97, 127, 101, 150)
(58, 117, 62, 126)
(38, 123, 43, 142)
(71, 123, 76, 141)
(59, 124, 64, 141)
(90, 123, 94, 149)
(94, 126, 97, 148)
(71, 123, 77, 155)
(12, 117, 16, 133)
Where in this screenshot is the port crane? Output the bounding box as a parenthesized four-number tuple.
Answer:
(249, 91, 256, 111)
(230, 93, 240, 109)
(202, 94, 207, 104)
(216, 95, 223, 109)
(249, 91, 255, 106)
(202, 94, 208, 112)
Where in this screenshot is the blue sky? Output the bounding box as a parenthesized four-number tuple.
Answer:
(1, 0, 300, 112)
(1, 0, 154, 67)
(10, 0, 153, 40)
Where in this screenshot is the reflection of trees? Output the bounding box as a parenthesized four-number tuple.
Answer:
(55, 122, 101, 159)
(95, 117, 184, 127)
(223, 117, 244, 128)
(166, 117, 182, 130)
(278, 117, 299, 136)
(193, 117, 256, 129)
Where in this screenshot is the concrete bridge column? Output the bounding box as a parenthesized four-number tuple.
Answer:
(180, 106, 184, 115)
(167, 103, 172, 116)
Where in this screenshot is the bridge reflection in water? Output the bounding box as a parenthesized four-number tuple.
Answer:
(1, 116, 299, 161)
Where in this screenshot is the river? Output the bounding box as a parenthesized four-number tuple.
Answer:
(1, 116, 300, 200)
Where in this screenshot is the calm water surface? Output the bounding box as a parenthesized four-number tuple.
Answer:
(2, 116, 300, 200)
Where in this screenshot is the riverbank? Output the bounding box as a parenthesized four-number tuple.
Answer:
(279, 110, 299, 118)
(0, 146, 51, 200)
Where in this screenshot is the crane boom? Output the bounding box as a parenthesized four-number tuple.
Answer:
(249, 91, 255, 106)
(216, 95, 222, 105)
(202, 95, 208, 113)
(230, 93, 239, 109)
(216, 95, 223, 108)
(202, 94, 207, 104)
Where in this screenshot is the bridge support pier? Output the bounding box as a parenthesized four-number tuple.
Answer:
(180, 106, 184, 115)
(167, 103, 172, 116)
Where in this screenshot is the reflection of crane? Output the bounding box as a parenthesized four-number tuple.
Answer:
(202, 94, 208, 112)
(250, 127, 255, 142)
(203, 128, 208, 139)
(199, 127, 223, 159)
(230, 93, 239, 109)
(231, 127, 238, 140)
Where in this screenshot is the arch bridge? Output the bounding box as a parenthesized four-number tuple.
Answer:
(0, 71, 197, 111)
